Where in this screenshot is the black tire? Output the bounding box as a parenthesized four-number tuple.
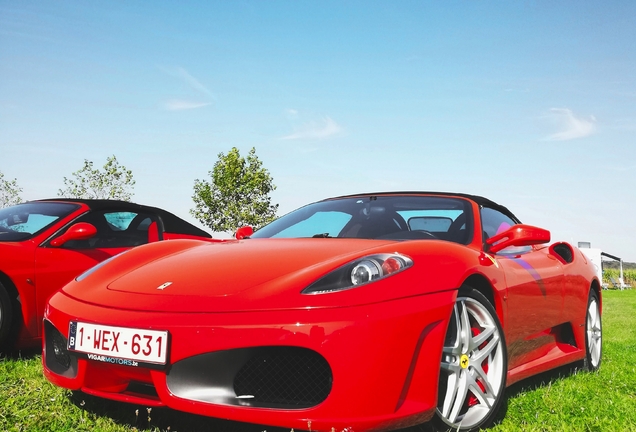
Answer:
(0, 282, 15, 353)
(432, 288, 508, 432)
(581, 289, 602, 372)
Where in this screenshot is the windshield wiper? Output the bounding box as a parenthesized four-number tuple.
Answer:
(312, 233, 332, 238)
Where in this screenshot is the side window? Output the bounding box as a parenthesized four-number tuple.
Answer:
(104, 212, 138, 231)
(481, 207, 530, 255)
(63, 211, 157, 249)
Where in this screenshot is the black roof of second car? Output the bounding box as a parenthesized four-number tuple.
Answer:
(36, 198, 212, 238)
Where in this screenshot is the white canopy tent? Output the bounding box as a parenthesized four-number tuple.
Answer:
(578, 243, 626, 289)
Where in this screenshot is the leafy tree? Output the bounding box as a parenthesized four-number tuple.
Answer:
(191, 147, 278, 232)
(58, 155, 136, 201)
(0, 171, 23, 208)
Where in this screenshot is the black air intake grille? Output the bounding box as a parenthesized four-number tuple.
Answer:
(43, 320, 79, 378)
(233, 347, 332, 407)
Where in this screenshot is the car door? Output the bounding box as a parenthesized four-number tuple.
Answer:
(496, 249, 564, 369)
(33, 209, 157, 336)
(481, 207, 564, 370)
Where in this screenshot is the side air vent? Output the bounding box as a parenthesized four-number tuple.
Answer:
(551, 242, 574, 264)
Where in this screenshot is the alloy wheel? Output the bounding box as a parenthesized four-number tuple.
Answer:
(437, 296, 505, 430)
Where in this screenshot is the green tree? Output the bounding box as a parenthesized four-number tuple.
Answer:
(191, 147, 278, 232)
(0, 171, 23, 208)
(58, 155, 136, 201)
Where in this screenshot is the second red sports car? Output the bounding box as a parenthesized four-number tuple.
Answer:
(0, 199, 212, 352)
(42, 192, 602, 431)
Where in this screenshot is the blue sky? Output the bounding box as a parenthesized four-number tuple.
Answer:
(1, 1, 635, 260)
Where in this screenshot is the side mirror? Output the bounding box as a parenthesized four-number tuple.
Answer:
(50, 222, 98, 247)
(235, 226, 254, 240)
(486, 224, 550, 254)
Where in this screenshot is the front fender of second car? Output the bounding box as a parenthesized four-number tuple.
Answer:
(0, 241, 39, 342)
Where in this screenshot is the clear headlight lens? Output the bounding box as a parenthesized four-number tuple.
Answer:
(303, 253, 413, 294)
(351, 260, 381, 285)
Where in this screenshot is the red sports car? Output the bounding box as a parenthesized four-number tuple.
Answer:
(0, 199, 212, 352)
(42, 193, 602, 431)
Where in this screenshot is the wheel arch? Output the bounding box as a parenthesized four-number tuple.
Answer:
(0, 270, 19, 303)
(461, 273, 505, 325)
(591, 278, 602, 313)
(0, 269, 22, 349)
(434, 273, 508, 431)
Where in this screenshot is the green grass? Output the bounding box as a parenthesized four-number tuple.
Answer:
(0, 353, 280, 432)
(489, 289, 636, 432)
(2, 290, 636, 432)
(604, 268, 636, 287)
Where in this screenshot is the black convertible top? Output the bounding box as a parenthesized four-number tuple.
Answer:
(330, 191, 521, 224)
(35, 198, 212, 238)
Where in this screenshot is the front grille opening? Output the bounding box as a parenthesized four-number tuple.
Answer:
(233, 347, 332, 408)
(126, 381, 159, 398)
(44, 320, 78, 378)
(52, 330, 71, 368)
(167, 346, 333, 409)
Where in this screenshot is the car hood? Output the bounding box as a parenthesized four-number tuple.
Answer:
(64, 238, 417, 313)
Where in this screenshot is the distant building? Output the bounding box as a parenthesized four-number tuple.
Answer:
(578, 242, 626, 289)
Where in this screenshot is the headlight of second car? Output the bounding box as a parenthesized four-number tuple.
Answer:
(302, 253, 413, 295)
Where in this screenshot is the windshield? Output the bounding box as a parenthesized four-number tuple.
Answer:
(0, 202, 80, 242)
(251, 195, 473, 244)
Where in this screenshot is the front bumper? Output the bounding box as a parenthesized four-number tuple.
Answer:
(43, 289, 455, 431)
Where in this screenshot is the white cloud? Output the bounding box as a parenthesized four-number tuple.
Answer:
(544, 108, 597, 141)
(163, 100, 211, 111)
(285, 108, 299, 119)
(175, 67, 211, 96)
(281, 116, 343, 140)
(159, 66, 212, 96)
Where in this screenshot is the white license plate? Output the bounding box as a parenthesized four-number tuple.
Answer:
(68, 321, 169, 367)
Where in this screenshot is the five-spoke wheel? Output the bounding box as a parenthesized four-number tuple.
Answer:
(583, 290, 602, 371)
(434, 288, 507, 431)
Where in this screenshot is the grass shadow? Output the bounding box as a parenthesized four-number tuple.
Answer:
(395, 362, 582, 432)
(0, 345, 42, 360)
(505, 362, 581, 400)
(68, 391, 292, 432)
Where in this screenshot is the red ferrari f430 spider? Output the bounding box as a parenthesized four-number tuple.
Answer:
(42, 193, 602, 431)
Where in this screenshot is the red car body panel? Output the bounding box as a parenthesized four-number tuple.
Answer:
(0, 199, 213, 349)
(45, 288, 455, 430)
(41, 192, 600, 431)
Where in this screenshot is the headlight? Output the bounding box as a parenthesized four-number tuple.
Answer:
(302, 253, 413, 295)
(351, 260, 381, 285)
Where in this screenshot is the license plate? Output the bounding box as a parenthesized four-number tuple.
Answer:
(68, 321, 169, 367)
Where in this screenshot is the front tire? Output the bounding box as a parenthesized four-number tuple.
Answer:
(582, 289, 602, 371)
(0, 282, 15, 353)
(433, 288, 507, 432)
